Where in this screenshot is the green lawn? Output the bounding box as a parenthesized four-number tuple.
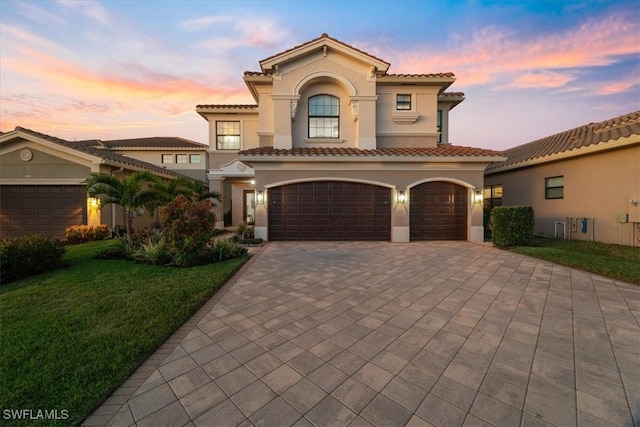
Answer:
(510, 237, 640, 284)
(0, 240, 247, 426)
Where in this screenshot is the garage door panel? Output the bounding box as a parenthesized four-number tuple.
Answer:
(0, 185, 86, 239)
(410, 182, 467, 241)
(269, 182, 390, 240)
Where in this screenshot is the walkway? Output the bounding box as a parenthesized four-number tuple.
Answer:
(84, 241, 640, 427)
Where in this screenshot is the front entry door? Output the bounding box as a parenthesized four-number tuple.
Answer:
(244, 190, 255, 224)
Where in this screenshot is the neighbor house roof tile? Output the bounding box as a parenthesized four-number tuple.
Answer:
(486, 110, 640, 172)
(11, 127, 184, 178)
(239, 145, 503, 158)
(99, 137, 207, 149)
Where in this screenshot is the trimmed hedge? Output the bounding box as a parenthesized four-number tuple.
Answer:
(65, 224, 111, 244)
(0, 235, 66, 284)
(491, 206, 535, 248)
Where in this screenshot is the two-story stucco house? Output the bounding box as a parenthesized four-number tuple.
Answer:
(89, 137, 209, 182)
(0, 127, 186, 238)
(197, 34, 504, 242)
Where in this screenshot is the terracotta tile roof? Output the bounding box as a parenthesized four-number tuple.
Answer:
(260, 33, 390, 71)
(99, 137, 207, 149)
(10, 127, 184, 178)
(486, 110, 640, 172)
(382, 73, 455, 78)
(440, 92, 465, 98)
(196, 104, 258, 110)
(243, 71, 272, 77)
(239, 145, 503, 158)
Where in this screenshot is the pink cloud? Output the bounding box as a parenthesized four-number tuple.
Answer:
(506, 71, 575, 89)
(389, 12, 639, 90)
(595, 79, 639, 95)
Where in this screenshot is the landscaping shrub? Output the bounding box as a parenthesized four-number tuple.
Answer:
(236, 222, 254, 240)
(491, 206, 535, 248)
(163, 195, 217, 266)
(211, 239, 248, 262)
(65, 224, 111, 244)
(130, 229, 173, 266)
(0, 235, 66, 284)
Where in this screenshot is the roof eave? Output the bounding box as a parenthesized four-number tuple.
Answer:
(259, 36, 390, 74)
(196, 105, 259, 118)
(485, 137, 639, 175)
(238, 155, 506, 163)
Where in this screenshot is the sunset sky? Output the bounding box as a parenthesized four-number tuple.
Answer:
(1, 0, 638, 150)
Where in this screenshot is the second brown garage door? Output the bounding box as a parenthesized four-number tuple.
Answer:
(410, 181, 467, 240)
(268, 181, 391, 240)
(0, 185, 86, 239)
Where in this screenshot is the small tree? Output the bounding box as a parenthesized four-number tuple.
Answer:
(149, 178, 221, 224)
(162, 194, 217, 266)
(85, 171, 163, 234)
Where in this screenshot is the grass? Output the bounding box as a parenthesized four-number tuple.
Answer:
(0, 240, 247, 426)
(510, 237, 640, 284)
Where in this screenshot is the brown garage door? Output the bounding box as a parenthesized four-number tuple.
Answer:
(410, 181, 467, 240)
(268, 181, 390, 240)
(0, 185, 87, 239)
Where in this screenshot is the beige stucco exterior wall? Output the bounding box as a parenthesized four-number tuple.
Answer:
(206, 114, 260, 154)
(484, 144, 640, 246)
(376, 86, 440, 148)
(1, 146, 92, 181)
(112, 148, 207, 181)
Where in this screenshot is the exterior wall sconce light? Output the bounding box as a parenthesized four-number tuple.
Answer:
(397, 190, 406, 204)
(256, 190, 264, 204)
(250, 179, 256, 185)
(88, 197, 100, 209)
(474, 190, 483, 205)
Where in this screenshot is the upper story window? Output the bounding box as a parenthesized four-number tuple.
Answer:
(216, 121, 241, 150)
(161, 154, 173, 164)
(545, 176, 564, 199)
(189, 154, 201, 164)
(176, 154, 188, 164)
(309, 95, 339, 139)
(396, 94, 412, 110)
(437, 110, 443, 143)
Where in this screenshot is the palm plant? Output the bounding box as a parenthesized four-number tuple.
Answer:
(177, 179, 222, 202)
(146, 177, 221, 224)
(152, 177, 221, 203)
(85, 171, 163, 234)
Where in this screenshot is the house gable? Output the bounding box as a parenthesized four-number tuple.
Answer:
(198, 34, 502, 243)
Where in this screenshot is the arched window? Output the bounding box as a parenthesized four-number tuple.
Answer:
(308, 95, 339, 138)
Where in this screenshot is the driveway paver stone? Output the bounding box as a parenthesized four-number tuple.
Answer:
(82, 241, 640, 427)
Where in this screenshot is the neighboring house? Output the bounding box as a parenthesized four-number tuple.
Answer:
(484, 110, 640, 247)
(197, 33, 504, 242)
(79, 137, 208, 182)
(0, 127, 185, 238)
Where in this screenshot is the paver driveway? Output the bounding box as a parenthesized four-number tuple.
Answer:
(85, 241, 640, 427)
